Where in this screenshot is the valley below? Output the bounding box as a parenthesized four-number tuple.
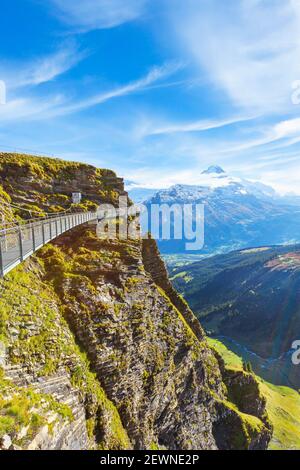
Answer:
(212, 335, 296, 389)
(0, 153, 275, 451)
(2, 0, 300, 456)
(170, 245, 300, 449)
(171, 245, 300, 389)
(208, 338, 300, 450)
(0, 154, 299, 451)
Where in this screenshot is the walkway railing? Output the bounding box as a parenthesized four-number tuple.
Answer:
(0, 211, 97, 277)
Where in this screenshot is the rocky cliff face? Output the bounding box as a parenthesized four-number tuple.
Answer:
(0, 153, 272, 450)
(0, 152, 125, 222)
(0, 264, 131, 450)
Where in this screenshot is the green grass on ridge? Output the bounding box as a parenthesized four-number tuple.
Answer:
(208, 338, 300, 450)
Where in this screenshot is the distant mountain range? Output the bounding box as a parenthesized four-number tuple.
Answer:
(126, 182, 161, 204)
(127, 167, 300, 255)
(171, 244, 300, 389)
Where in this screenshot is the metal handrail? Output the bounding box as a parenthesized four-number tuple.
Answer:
(0, 209, 73, 230)
(0, 213, 71, 235)
(0, 210, 98, 277)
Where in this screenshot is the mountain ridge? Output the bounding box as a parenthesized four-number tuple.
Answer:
(130, 167, 300, 255)
(0, 153, 272, 450)
(171, 244, 300, 389)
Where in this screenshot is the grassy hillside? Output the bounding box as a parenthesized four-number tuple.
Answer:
(0, 153, 273, 450)
(0, 152, 124, 223)
(208, 338, 300, 450)
(171, 245, 300, 388)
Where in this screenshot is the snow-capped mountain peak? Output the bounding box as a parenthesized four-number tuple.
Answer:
(127, 166, 280, 203)
(201, 165, 225, 175)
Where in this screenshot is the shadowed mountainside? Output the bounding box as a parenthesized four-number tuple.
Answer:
(172, 245, 300, 388)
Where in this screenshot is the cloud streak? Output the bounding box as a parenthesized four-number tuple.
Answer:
(0, 42, 86, 90)
(44, 61, 183, 117)
(49, 0, 148, 32)
(0, 62, 182, 122)
(141, 115, 257, 137)
(169, 0, 300, 112)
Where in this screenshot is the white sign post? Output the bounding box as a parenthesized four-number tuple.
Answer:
(72, 192, 82, 204)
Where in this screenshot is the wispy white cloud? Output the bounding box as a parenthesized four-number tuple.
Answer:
(273, 117, 300, 139)
(49, 0, 148, 32)
(193, 116, 300, 157)
(139, 114, 257, 137)
(0, 42, 86, 89)
(168, 0, 300, 112)
(3, 0, 300, 196)
(122, 165, 207, 189)
(244, 165, 300, 195)
(43, 61, 183, 117)
(122, 148, 300, 194)
(0, 62, 181, 122)
(116, 111, 300, 192)
(0, 95, 66, 122)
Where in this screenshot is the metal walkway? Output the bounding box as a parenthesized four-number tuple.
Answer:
(0, 211, 98, 277)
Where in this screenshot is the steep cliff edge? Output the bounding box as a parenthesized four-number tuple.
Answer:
(0, 265, 131, 450)
(0, 153, 272, 450)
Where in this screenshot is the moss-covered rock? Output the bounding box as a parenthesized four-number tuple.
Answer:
(0, 153, 272, 450)
(0, 152, 126, 221)
(0, 263, 131, 450)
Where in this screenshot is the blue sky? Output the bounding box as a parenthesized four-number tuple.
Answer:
(1, 0, 300, 193)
